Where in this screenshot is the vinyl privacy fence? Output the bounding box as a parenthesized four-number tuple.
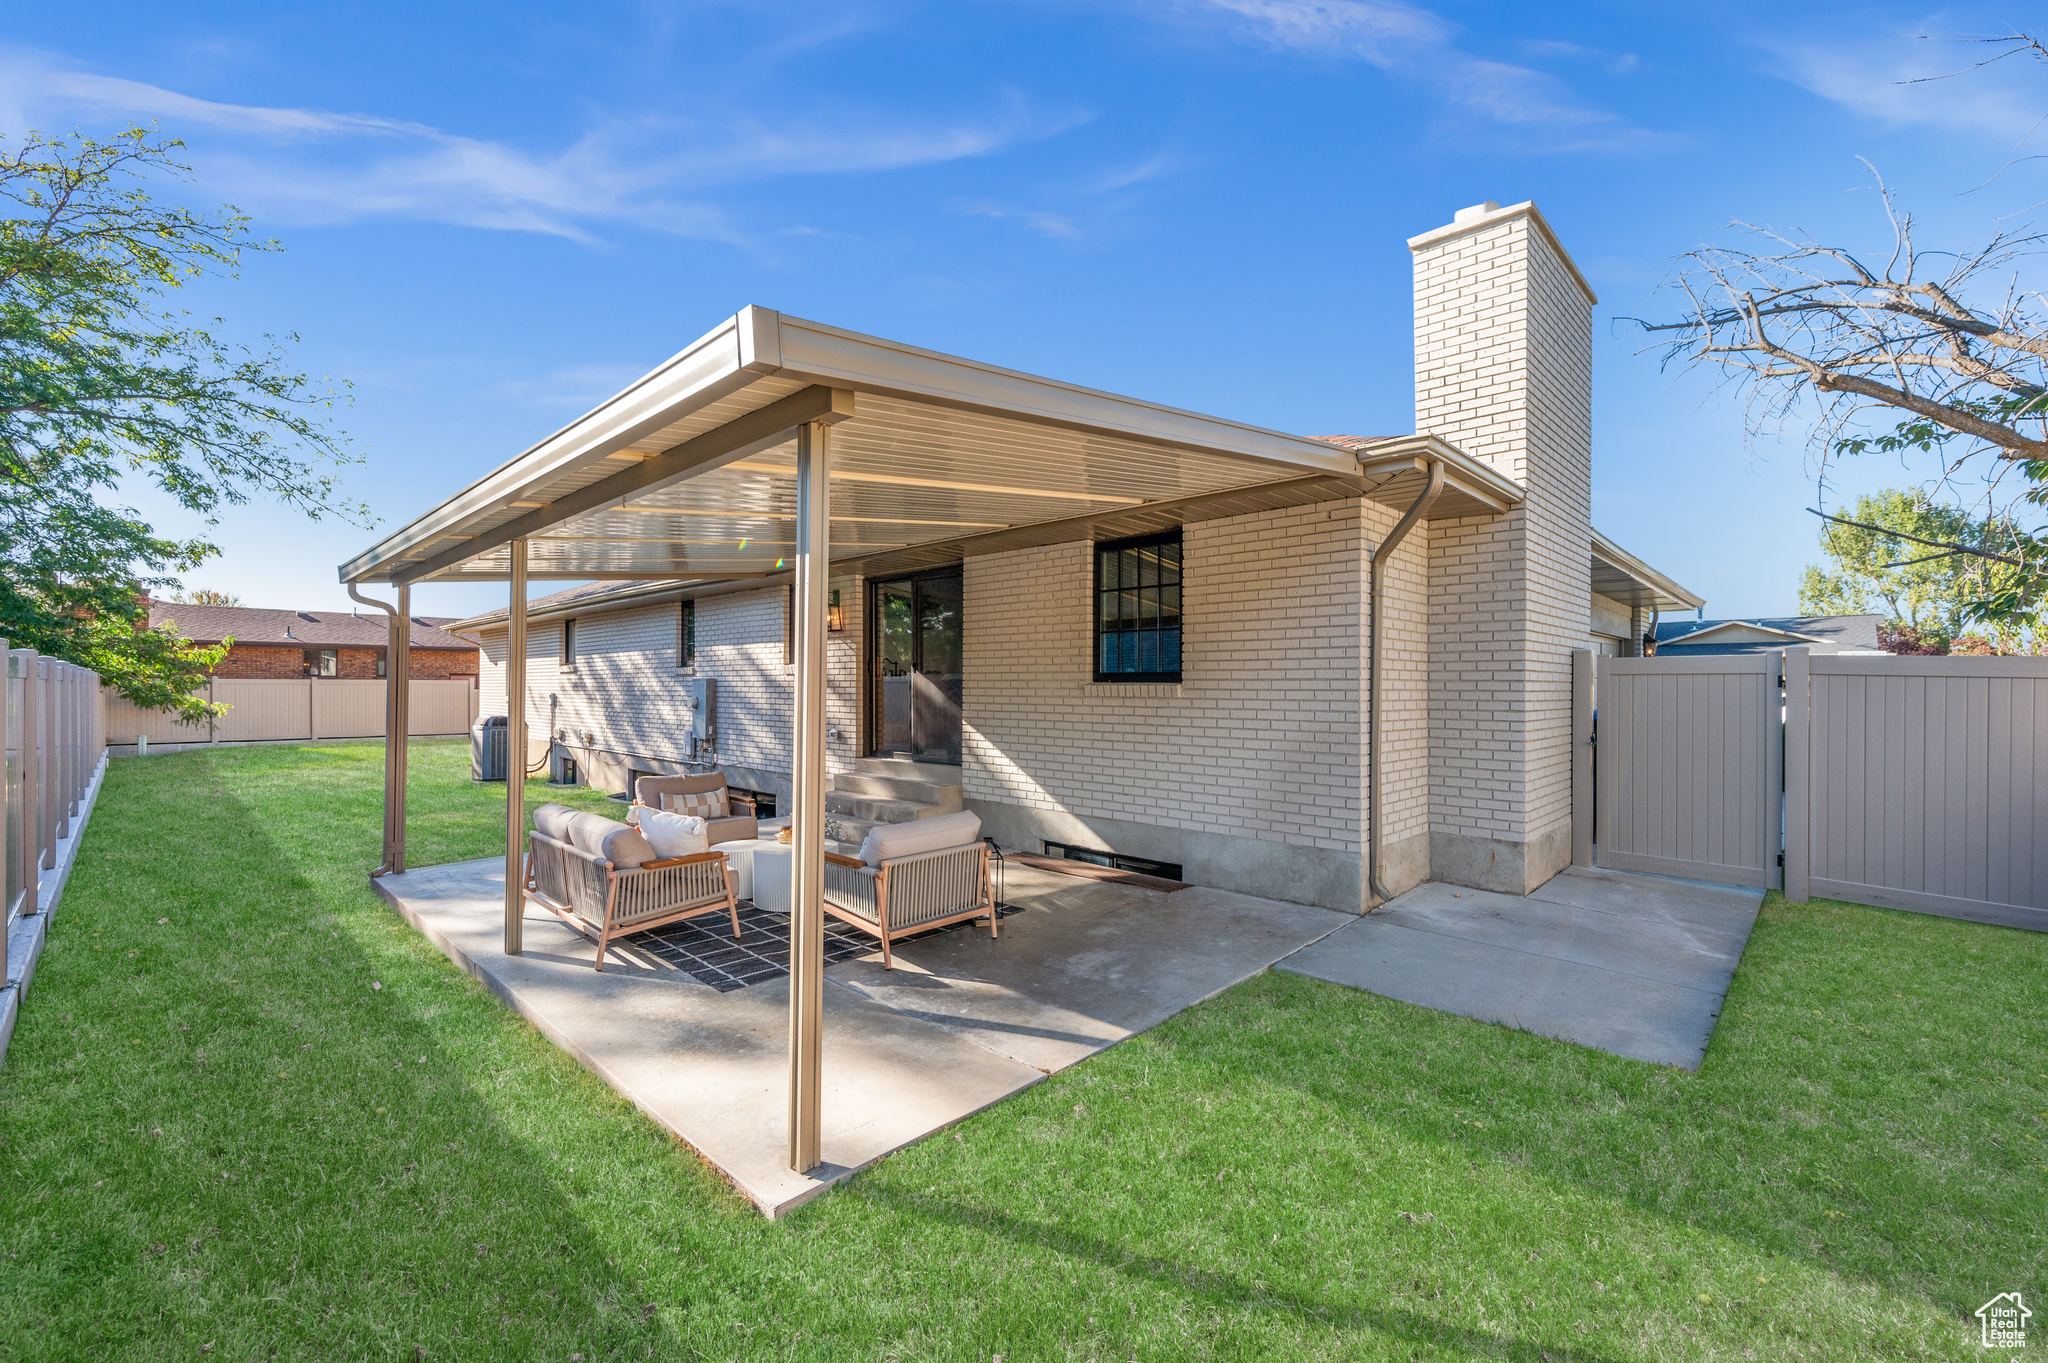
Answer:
(6, 648, 105, 982)
(102, 678, 480, 748)
(1574, 649, 2047, 932)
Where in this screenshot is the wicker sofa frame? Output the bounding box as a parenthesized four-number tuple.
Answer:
(821, 840, 995, 969)
(524, 829, 740, 971)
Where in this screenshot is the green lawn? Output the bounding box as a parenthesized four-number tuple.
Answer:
(1, 739, 2041, 1360)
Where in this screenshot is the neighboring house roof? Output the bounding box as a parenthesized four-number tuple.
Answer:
(148, 600, 481, 652)
(1655, 614, 1884, 655)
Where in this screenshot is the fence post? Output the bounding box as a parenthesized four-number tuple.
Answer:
(1782, 647, 1810, 903)
(36, 658, 54, 875)
(12, 651, 36, 896)
(1571, 649, 1594, 868)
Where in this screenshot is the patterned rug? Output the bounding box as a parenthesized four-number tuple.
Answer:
(627, 902, 979, 992)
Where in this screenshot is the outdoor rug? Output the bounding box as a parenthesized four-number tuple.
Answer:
(628, 903, 980, 992)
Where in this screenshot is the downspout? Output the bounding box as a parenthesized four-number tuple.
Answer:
(348, 582, 406, 876)
(1367, 459, 1445, 907)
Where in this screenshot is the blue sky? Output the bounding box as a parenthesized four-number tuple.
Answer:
(10, 2, 2046, 621)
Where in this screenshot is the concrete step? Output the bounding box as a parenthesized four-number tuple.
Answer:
(824, 792, 943, 824)
(824, 814, 881, 845)
(832, 773, 963, 809)
(855, 757, 963, 786)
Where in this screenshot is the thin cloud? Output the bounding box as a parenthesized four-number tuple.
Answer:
(958, 200, 1084, 239)
(1773, 34, 2048, 144)
(0, 47, 1080, 243)
(1157, 0, 1672, 152)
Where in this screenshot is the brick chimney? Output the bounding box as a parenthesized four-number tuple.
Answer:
(1410, 200, 1594, 895)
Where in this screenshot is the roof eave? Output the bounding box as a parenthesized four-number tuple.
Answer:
(1591, 528, 1704, 611)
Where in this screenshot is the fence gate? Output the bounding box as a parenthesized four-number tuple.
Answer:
(1588, 652, 1783, 889)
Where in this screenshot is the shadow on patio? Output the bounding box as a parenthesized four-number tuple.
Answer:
(373, 857, 1350, 1215)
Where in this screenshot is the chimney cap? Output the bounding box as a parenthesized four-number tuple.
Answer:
(1453, 201, 1501, 225)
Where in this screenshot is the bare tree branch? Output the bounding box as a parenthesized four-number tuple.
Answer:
(1809, 508, 2025, 566)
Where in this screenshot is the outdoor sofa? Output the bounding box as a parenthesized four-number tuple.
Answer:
(524, 802, 740, 971)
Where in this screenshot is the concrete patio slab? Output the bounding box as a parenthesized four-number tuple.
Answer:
(375, 858, 1043, 1216)
(830, 864, 1354, 1072)
(374, 856, 1351, 1214)
(1275, 867, 1762, 1068)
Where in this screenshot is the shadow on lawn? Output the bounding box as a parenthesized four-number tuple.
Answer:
(0, 744, 697, 1357)
(864, 1184, 1628, 1362)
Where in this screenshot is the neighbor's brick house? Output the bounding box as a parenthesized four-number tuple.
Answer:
(147, 601, 481, 682)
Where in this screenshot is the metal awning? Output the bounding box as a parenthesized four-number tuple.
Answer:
(338, 308, 1520, 587)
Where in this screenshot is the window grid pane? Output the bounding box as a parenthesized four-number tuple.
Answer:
(1093, 530, 1182, 681)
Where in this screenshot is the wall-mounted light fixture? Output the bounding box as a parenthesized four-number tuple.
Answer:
(827, 588, 845, 633)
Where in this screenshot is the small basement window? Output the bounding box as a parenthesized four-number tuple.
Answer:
(1043, 840, 1182, 881)
(730, 787, 777, 820)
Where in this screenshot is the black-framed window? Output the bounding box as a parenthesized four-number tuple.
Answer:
(375, 654, 387, 679)
(561, 618, 577, 669)
(1094, 529, 1182, 681)
(678, 599, 696, 668)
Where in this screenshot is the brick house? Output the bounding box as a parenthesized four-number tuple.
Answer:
(147, 600, 481, 682)
(365, 199, 1700, 913)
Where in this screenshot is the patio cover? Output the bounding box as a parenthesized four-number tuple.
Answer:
(337, 306, 1525, 1178)
(338, 308, 1520, 589)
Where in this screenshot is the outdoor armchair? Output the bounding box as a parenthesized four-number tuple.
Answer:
(822, 812, 995, 969)
(633, 772, 759, 845)
(524, 803, 740, 971)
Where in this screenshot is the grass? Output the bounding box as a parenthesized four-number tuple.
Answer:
(0, 738, 2041, 1360)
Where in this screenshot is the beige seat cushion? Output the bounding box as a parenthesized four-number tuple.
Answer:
(857, 811, 982, 867)
(553, 808, 655, 869)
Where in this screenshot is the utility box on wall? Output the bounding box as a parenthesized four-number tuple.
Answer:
(684, 677, 716, 754)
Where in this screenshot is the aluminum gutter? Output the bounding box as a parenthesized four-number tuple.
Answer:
(1355, 434, 1523, 513)
(340, 308, 1359, 586)
(1592, 528, 1704, 611)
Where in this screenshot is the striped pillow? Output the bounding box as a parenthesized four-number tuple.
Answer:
(662, 788, 728, 820)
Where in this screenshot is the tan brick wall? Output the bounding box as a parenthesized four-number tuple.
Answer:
(962, 501, 1371, 861)
(1413, 204, 1593, 892)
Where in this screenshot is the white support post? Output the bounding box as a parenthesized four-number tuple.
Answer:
(505, 540, 529, 955)
(788, 418, 831, 1174)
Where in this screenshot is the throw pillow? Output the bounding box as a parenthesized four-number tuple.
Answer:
(662, 788, 729, 820)
(635, 807, 710, 859)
